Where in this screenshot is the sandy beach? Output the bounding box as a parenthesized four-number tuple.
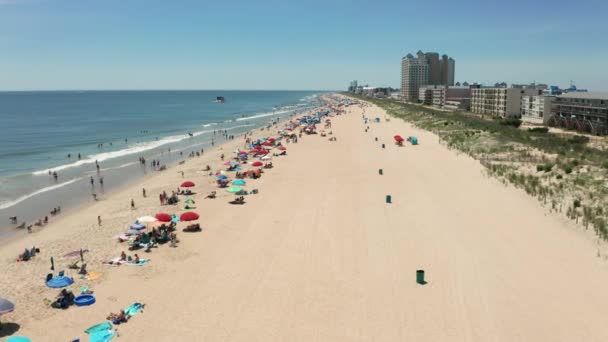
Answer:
(3, 95, 608, 341)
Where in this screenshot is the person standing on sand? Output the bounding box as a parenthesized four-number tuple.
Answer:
(90, 176, 94, 186)
(131, 199, 135, 209)
(143, 188, 146, 197)
(98, 216, 101, 226)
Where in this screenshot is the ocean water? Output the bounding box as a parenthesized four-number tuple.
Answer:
(0, 90, 322, 226)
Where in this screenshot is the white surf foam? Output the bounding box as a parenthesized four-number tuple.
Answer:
(0, 178, 82, 210)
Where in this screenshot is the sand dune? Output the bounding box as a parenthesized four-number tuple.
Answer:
(2, 97, 608, 341)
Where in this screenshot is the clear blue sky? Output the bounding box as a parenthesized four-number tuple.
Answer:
(0, 0, 606, 91)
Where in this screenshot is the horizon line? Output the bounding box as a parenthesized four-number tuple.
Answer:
(0, 88, 339, 92)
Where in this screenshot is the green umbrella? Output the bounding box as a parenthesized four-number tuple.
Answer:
(184, 199, 195, 204)
(227, 186, 243, 193)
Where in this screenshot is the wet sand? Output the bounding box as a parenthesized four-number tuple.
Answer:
(2, 96, 608, 341)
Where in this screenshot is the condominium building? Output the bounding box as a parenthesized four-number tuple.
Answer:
(401, 50, 456, 101)
(418, 85, 442, 105)
(401, 51, 429, 102)
(471, 86, 543, 118)
(521, 95, 554, 124)
(547, 92, 608, 135)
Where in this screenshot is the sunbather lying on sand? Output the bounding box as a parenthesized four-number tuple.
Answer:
(205, 191, 217, 199)
(107, 310, 127, 324)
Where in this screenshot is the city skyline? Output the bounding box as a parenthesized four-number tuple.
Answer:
(0, 0, 607, 91)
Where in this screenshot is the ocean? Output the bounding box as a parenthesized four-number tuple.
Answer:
(0, 90, 324, 234)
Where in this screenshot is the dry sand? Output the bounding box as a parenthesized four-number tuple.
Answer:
(2, 96, 608, 341)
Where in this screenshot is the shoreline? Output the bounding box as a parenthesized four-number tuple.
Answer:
(0, 105, 314, 241)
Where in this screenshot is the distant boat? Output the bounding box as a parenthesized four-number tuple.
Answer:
(215, 96, 225, 103)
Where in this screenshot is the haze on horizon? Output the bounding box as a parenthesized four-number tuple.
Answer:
(0, 0, 606, 91)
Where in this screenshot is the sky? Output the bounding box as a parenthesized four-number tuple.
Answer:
(0, 0, 607, 91)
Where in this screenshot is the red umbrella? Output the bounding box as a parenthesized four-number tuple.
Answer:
(268, 137, 276, 142)
(257, 150, 269, 154)
(394, 135, 404, 142)
(180, 211, 199, 221)
(181, 181, 195, 187)
(252, 161, 263, 167)
(278, 146, 287, 151)
(263, 141, 272, 146)
(155, 213, 172, 222)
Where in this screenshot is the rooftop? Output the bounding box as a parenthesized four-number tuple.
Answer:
(558, 92, 608, 100)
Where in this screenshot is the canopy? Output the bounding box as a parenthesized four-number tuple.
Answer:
(232, 179, 246, 186)
(394, 135, 404, 142)
(46, 275, 74, 288)
(0, 297, 15, 315)
(137, 216, 157, 223)
(130, 223, 146, 230)
(180, 211, 199, 221)
(180, 181, 195, 187)
(227, 186, 243, 193)
(155, 213, 172, 222)
(252, 161, 263, 167)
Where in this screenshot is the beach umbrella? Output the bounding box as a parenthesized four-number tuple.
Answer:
(268, 137, 276, 142)
(216, 174, 228, 180)
(226, 186, 242, 193)
(263, 141, 272, 146)
(261, 155, 272, 160)
(155, 213, 172, 222)
(130, 223, 146, 230)
(46, 275, 74, 288)
(0, 297, 15, 315)
(278, 146, 287, 151)
(252, 161, 263, 167)
(232, 179, 246, 186)
(393, 135, 404, 142)
(137, 216, 157, 224)
(184, 198, 195, 204)
(180, 211, 199, 221)
(181, 181, 195, 187)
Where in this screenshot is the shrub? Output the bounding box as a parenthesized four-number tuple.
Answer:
(602, 161, 608, 169)
(568, 135, 590, 145)
(536, 165, 544, 172)
(528, 127, 549, 133)
(564, 166, 573, 174)
(573, 199, 582, 208)
(500, 118, 523, 128)
(556, 174, 563, 179)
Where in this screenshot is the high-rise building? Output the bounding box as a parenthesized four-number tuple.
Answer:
(401, 51, 429, 102)
(424, 52, 441, 85)
(401, 50, 455, 102)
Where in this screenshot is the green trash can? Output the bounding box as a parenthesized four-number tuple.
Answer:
(386, 195, 391, 203)
(379, 169, 383, 175)
(416, 270, 426, 285)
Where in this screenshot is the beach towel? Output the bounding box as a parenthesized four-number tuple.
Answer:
(124, 302, 144, 316)
(86, 271, 102, 281)
(85, 322, 112, 334)
(88, 329, 115, 342)
(125, 259, 150, 266)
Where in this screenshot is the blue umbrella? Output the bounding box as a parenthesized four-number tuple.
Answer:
(0, 297, 15, 314)
(46, 275, 74, 288)
(232, 179, 246, 186)
(216, 174, 228, 180)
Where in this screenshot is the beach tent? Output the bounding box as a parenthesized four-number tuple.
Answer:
(232, 179, 246, 186)
(408, 136, 418, 145)
(252, 161, 263, 167)
(0, 297, 15, 315)
(46, 275, 74, 288)
(227, 186, 243, 193)
(155, 213, 172, 222)
(180, 181, 195, 187)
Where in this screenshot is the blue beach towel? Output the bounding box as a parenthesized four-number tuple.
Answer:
(124, 302, 144, 316)
(88, 329, 115, 342)
(85, 322, 112, 334)
(125, 259, 150, 266)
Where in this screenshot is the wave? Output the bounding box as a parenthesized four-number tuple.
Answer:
(32, 131, 214, 175)
(0, 178, 81, 210)
(235, 109, 293, 122)
(202, 123, 218, 127)
(85, 161, 138, 174)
